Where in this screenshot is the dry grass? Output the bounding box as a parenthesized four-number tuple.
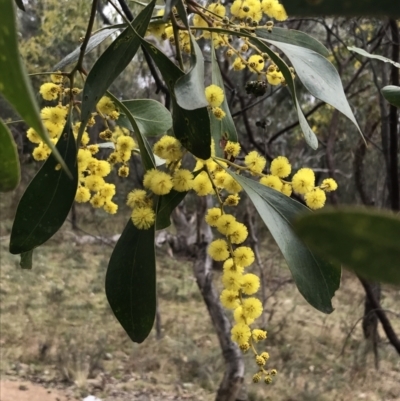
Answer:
(1, 202, 400, 401)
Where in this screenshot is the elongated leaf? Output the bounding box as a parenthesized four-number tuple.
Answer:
(210, 45, 237, 157)
(267, 40, 362, 136)
(284, 0, 400, 17)
(156, 190, 187, 230)
(0, 119, 20, 192)
(140, 40, 211, 159)
(230, 172, 340, 313)
(53, 27, 122, 71)
(106, 219, 156, 343)
(106, 92, 155, 171)
(256, 28, 329, 57)
(9, 116, 78, 254)
(347, 46, 400, 68)
(118, 99, 172, 136)
(79, 1, 155, 140)
(175, 39, 208, 110)
(20, 250, 33, 270)
(294, 209, 400, 285)
(381, 86, 400, 108)
(0, 0, 66, 170)
(14, 0, 25, 11)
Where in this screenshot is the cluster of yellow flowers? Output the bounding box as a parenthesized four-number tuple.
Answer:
(26, 77, 139, 215)
(146, 0, 290, 89)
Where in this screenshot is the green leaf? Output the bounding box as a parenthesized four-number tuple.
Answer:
(140, 40, 211, 160)
(79, 1, 155, 140)
(284, 0, 400, 17)
(230, 172, 340, 313)
(267, 40, 362, 138)
(210, 45, 238, 157)
(0, 0, 66, 170)
(256, 28, 329, 57)
(14, 0, 25, 11)
(53, 27, 122, 71)
(156, 190, 187, 230)
(105, 219, 156, 343)
(0, 119, 20, 192)
(381, 86, 400, 108)
(175, 38, 208, 110)
(20, 251, 33, 270)
(117, 99, 172, 136)
(293, 208, 400, 285)
(9, 116, 78, 254)
(107, 92, 155, 172)
(347, 46, 400, 68)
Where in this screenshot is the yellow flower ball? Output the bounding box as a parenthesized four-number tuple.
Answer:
(220, 289, 240, 309)
(233, 246, 255, 267)
(126, 189, 148, 209)
(39, 82, 61, 101)
(205, 84, 225, 108)
(242, 297, 263, 319)
(241, 273, 260, 295)
(304, 188, 326, 210)
(233, 306, 255, 325)
(103, 200, 118, 214)
(148, 170, 173, 195)
(321, 178, 338, 192)
(75, 186, 91, 203)
(292, 168, 315, 194)
(270, 156, 291, 178)
(205, 207, 222, 227)
(248, 54, 264, 73)
(231, 323, 251, 345)
(260, 175, 283, 192)
(131, 207, 155, 229)
(216, 214, 238, 236)
(244, 151, 266, 174)
(192, 171, 213, 196)
(208, 238, 230, 261)
(172, 169, 194, 192)
(229, 222, 248, 244)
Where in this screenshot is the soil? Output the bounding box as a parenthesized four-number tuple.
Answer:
(0, 379, 72, 401)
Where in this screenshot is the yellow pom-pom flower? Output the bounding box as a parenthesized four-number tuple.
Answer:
(205, 84, 225, 108)
(271, 3, 288, 21)
(32, 144, 49, 161)
(50, 72, 63, 84)
(224, 141, 241, 158)
(118, 166, 129, 177)
(172, 169, 194, 192)
(94, 160, 111, 177)
(148, 170, 173, 195)
(212, 107, 226, 120)
(96, 96, 117, 116)
(252, 329, 267, 341)
(205, 207, 222, 227)
(100, 183, 116, 199)
(229, 222, 248, 244)
(242, 297, 263, 320)
(231, 323, 251, 345)
(116, 135, 136, 152)
(233, 306, 255, 325)
(192, 171, 213, 196)
(248, 55, 264, 73)
(292, 168, 315, 194)
(321, 178, 338, 192)
(223, 175, 242, 194)
(232, 57, 246, 71)
(90, 194, 106, 208)
(85, 175, 105, 192)
(39, 82, 61, 101)
(103, 200, 118, 214)
(304, 188, 326, 210)
(233, 246, 255, 267)
(220, 289, 240, 309)
(223, 258, 244, 274)
(208, 238, 230, 261)
(216, 214, 238, 236)
(26, 128, 41, 144)
(127, 189, 148, 208)
(40, 106, 67, 127)
(266, 70, 283, 86)
(260, 175, 283, 192)
(75, 186, 91, 203)
(131, 207, 156, 229)
(224, 194, 240, 207)
(153, 135, 182, 162)
(244, 151, 266, 174)
(270, 156, 291, 178)
(241, 273, 260, 295)
(281, 183, 293, 197)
